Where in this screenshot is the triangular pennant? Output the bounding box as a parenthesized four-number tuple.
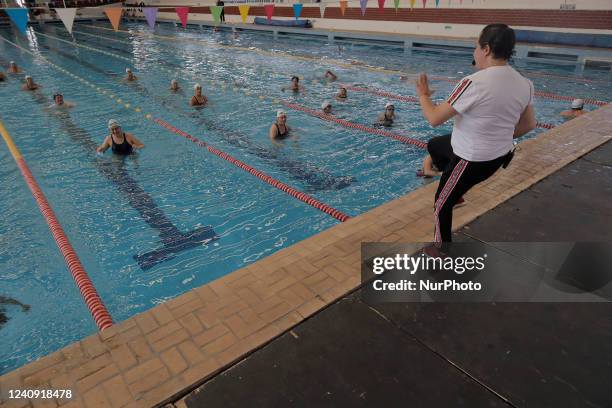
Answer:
(460, 0, 463, 4)
(378, 0, 385, 11)
(5, 8, 29, 34)
(264, 4, 274, 20)
(409, 0, 416, 9)
(360, 0, 368, 16)
(422, 0, 427, 7)
(293, 4, 303, 20)
(55, 8, 77, 34)
(175, 7, 189, 28)
(239, 4, 250, 23)
(435, 0, 440, 6)
(103, 7, 123, 32)
(393, 0, 400, 11)
(210, 6, 223, 24)
(143, 7, 158, 29)
(339, 0, 348, 16)
(319, 3, 326, 17)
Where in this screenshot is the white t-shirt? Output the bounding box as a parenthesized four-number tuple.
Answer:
(447, 65, 534, 162)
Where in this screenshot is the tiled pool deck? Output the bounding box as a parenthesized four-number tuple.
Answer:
(1, 104, 611, 408)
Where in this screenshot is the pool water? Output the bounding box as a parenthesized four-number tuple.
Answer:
(0, 21, 610, 374)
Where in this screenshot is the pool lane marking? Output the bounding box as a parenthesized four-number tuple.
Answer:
(0, 120, 113, 331)
(339, 84, 558, 130)
(0, 35, 351, 222)
(32, 30, 426, 149)
(83, 24, 610, 87)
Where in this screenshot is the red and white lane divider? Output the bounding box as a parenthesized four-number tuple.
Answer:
(155, 119, 351, 222)
(282, 102, 428, 149)
(0, 120, 113, 331)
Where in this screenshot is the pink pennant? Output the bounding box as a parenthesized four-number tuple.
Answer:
(264, 4, 274, 20)
(175, 7, 189, 28)
(378, 0, 385, 11)
(422, 0, 427, 7)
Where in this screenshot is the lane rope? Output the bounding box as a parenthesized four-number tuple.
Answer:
(0, 120, 113, 331)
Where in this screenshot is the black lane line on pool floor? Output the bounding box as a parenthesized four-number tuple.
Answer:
(0, 55, 219, 271)
(35, 26, 356, 192)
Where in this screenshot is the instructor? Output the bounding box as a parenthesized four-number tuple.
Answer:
(415, 24, 536, 244)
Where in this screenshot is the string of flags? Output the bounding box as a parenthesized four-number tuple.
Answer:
(2, 0, 475, 35)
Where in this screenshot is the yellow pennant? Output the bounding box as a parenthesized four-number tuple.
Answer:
(239, 4, 250, 23)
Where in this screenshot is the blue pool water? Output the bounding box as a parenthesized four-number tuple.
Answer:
(0, 21, 610, 374)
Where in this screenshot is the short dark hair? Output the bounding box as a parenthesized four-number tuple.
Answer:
(291, 76, 299, 82)
(478, 24, 515, 60)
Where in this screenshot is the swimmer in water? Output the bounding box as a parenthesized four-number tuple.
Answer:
(190, 83, 208, 106)
(321, 101, 333, 115)
(336, 87, 348, 101)
(8, 61, 21, 73)
(377, 102, 396, 126)
(560, 99, 586, 119)
(324, 70, 338, 81)
(282, 76, 303, 93)
(22, 75, 39, 91)
(0, 72, 5, 81)
(96, 119, 144, 154)
(269, 110, 290, 140)
(49, 92, 75, 109)
(170, 79, 180, 92)
(124, 68, 137, 82)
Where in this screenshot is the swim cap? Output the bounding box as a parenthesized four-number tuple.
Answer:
(385, 102, 395, 109)
(108, 119, 120, 129)
(126, 68, 132, 73)
(571, 99, 584, 110)
(9, 61, 15, 64)
(194, 83, 202, 90)
(25, 75, 32, 80)
(277, 110, 287, 118)
(321, 101, 332, 109)
(171, 79, 178, 84)
(53, 91, 62, 98)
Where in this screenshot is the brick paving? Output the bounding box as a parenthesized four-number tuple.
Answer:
(1, 104, 611, 408)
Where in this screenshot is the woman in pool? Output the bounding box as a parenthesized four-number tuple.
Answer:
(8, 61, 21, 73)
(190, 83, 208, 106)
(415, 23, 536, 246)
(22, 75, 39, 91)
(377, 103, 396, 126)
(96, 119, 144, 155)
(282, 76, 303, 93)
(321, 101, 333, 115)
(170, 79, 181, 92)
(336, 87, 348, 100)
(269, 110, 290, 140)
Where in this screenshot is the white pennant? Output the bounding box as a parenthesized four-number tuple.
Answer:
(55, 8, 77, 33)
(319, 4, 326, 17)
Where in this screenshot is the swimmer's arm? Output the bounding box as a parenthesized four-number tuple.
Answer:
(127, 133, 144, 149)
(269, 124, 278, 140)
(513, 104, 537, 138)
(559, 110, 572, 118)
(96, 136, 111, 153)
(189, 96, 197, 106)
(419, 99, 457, 127)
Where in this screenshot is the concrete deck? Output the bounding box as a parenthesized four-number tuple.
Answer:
(0, 104, 610, 407)
(177, 139, 612, 408)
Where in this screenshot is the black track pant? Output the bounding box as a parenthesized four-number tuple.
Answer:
(434, 153, 508, 242)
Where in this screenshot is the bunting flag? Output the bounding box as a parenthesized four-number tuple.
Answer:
(359, 0, 368, 16)
(378, 0, 385, 11)
(211, 6, 223, 24)
(103, 7, 123, 32)
(143, 7, 158, 29)
(5, 8, 29, 34)
(409, 0, 416, 9)
(393, 0, 400, 11)
(339, 0, 348, 16)
(319, 3, 326, 17)
(293, 4, 303, 20)
(435, 0, 440, 6)
(264, 4, 274, 20)
(175, 7, 189, 28)
(422, 0, 427, 7)
(239, 4, 250, 23)
(55, 8, 77, 34)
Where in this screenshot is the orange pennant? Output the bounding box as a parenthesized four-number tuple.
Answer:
(103, 7, 123, 32)
(339, 0, 348, 15)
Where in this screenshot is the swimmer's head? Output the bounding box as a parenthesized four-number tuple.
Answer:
(291, 76, 299, 83)
(321, 101, 332, 114)
(170, 79, 179, 90)
(126, 68, 132, 73)
(337, 87, 347, 97)
(9, 61, 16, 67)
(108, 119, 121, 131)
(25, 75, 32, 80)
(53, 92, 64, 104)
(385, 102, 395, 111)
(276, 109, 287, 121)
(571, 99, 584, 110)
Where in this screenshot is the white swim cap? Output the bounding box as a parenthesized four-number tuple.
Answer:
(25, 75, 32, 79)
(10, 61, 15, 64)
(126, 68, 132, 73)
(277, 109, 287, 118)
(571, 99, 584, 110)
(108, 119, 120, 129)
(385, 102, 394, 109)
(194, 83, 202, 90)
(321, 101, 332, 109)
(171, 79, 178, 84)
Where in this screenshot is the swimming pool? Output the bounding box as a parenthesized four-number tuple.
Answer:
(0, 21, 610, 375)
